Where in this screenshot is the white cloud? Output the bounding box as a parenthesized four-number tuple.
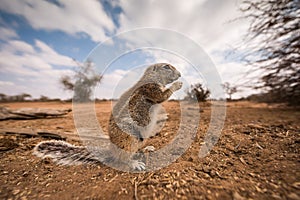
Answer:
(117, 0, 248, 52)
(4, 40, 35, 53)
(0, 26, 18, 40)
(0, 81, 14, 86)
(0, 0, 115, 42)
(0, 38, 75, 98)
(0, 39, 75, 73)
(34, 40, 75, 66)
(0, 0, 256, 99)
(95, 68, 135, 99)
(113, 0, 253, 98)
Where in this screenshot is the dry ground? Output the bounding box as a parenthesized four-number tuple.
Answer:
(0, 101, 299, 200)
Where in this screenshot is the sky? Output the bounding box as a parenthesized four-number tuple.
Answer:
(0, 0, 254, 100)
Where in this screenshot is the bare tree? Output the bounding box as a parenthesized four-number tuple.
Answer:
(184, 83, 210, 102)
(60, 60, 102, 102)
(240, 0, 300, 105)
(222, 82, 238, 100)
(60, 75, 74, 91)
(0, 93, 7, 102)
(39, 95, 50, 102)
(19, 93, 32, 101)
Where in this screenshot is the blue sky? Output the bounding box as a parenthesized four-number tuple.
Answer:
(0, 0, 253, 99)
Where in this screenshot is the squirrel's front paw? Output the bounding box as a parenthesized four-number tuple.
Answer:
(131, 160, 146, 171)
(144, 146, 155, 152)
(170, 81, 183, 92)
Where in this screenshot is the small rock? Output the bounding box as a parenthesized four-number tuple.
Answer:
(22, 171, 29, 177)
(202, 166, 210, 173)
(209, 170, 216, 178)
(271, 193, 281, 199)
(292, 182, 300, 189)
(233, 192, 246, 200)
(287, 193, 300, 200)
(13, 189, 20, 195)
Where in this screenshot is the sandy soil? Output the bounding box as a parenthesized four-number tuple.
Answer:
(0, 101, 299, 200)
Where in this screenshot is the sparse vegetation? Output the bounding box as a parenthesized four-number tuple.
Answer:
(222, 82, 238, 101)
(60, 60, 102, 102)
(0, 93, 64, 102)
(184, 83, 210, 102)
(240, 0, 300, 106)
(0, 93, 32, 102)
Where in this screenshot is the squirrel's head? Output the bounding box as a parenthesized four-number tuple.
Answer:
(143, 63, 181, 85)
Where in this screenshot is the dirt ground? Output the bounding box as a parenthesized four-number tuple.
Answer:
(0, 101, 299, 200)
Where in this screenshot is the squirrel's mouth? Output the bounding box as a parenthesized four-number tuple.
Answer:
(174, 71, 181, 80)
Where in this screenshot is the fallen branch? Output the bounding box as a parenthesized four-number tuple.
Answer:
(0, 107, 71, 120)
(1, 128, 66, 140)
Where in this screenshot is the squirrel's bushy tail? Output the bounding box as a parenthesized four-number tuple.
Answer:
(33, 140, 103, 165)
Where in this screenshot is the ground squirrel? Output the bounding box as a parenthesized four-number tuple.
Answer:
(34, 63, 182, 171)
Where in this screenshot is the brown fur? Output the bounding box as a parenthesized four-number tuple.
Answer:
(108, 63, 182, 169)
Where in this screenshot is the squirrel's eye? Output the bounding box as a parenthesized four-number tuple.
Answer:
(163, 65, 170, 70)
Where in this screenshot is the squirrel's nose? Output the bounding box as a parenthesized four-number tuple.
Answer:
(177, 71, 181, 77)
